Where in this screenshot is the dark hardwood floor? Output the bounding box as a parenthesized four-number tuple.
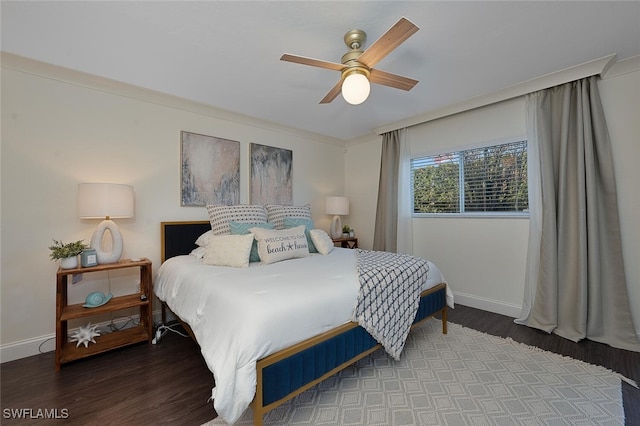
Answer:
(2, 305, 638, 425)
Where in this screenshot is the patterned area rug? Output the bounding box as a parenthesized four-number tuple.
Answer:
(204, 319, 624, 425)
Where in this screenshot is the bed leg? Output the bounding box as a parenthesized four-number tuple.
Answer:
(254, 416, 263, 426)
(442, 306, 448, 334)
(252, 404, 263, 426)
(253, 365, 264, 426)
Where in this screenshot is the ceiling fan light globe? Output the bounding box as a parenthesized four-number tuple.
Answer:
(341, 73, 370, 105)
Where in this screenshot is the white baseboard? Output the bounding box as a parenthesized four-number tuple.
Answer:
(0, 334, 56, 364)
(0, 310, 165, 364)
(452, 291, 523, 319)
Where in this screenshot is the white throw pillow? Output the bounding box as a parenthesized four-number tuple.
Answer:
(249, 225, 310, 264)
(189, 246, 206, 259)
(203, 234, 254, 268)
(309, 229, 335, 255)
(195, 230, 214, 247)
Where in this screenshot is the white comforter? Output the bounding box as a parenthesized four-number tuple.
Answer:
(154, 248, 452, 424)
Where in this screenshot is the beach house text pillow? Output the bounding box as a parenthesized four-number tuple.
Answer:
(249, 225, 310, 264)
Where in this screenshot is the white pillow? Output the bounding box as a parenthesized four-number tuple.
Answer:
(195, 230, 214, 247)
(203, 234, 254, 268)
(309, 229, 335, 255)
(249, 225, 309, 264)
(189, 246, 206, 259)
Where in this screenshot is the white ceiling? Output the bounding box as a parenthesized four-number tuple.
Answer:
(2, 1, 639, 141)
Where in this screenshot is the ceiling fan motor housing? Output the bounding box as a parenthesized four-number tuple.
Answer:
(344, 29, 366, 50)
(342, 30, 369, 75)
(341, 66, 370, 81)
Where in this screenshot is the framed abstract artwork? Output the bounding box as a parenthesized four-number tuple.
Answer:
(250, 143, 293, 205)
(181, 131, 240, 206)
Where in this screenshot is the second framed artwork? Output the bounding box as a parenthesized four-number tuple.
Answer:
(250, 143, 292, 205)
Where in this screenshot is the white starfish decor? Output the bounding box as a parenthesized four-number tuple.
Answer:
(69, 323, 101, 348)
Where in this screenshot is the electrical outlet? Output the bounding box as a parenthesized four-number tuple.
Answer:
(135, 281, 141, 293)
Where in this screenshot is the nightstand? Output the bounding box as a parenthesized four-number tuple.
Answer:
(332, 237, 358, 249)
(55, 258, 153, 370)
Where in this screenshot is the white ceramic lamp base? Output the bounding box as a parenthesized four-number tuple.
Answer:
(90, 219, 124, 264)
(330, 215, 343, 239)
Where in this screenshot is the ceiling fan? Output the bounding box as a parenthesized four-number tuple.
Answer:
(280, 17, 419, 105)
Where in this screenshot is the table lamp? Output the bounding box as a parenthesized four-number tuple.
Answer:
(78, 183, 134, 264)
(325, 196, 349, 239)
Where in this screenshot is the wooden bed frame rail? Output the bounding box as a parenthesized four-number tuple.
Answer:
(252, 284, 447, 426)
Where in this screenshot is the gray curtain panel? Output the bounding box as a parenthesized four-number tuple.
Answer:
(518, 76, 639, 352)
(373, 130, 401, 252)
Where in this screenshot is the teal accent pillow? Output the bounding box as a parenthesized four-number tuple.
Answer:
(229, 221, 274, 262)
(283, 217, 317, 253)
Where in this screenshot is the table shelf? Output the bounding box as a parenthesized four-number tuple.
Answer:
(55, 258, 153, 370)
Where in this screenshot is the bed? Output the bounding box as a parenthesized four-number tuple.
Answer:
(156, 219, 453, 426)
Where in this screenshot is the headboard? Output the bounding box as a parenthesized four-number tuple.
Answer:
(161, 220, 211, 262)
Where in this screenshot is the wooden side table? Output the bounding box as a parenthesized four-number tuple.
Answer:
(55, 258, 153, 370)
(332, 237, 358, 249)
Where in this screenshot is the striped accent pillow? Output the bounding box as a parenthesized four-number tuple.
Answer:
(206, 204, 268, 235)
(265, 204, 312, 230)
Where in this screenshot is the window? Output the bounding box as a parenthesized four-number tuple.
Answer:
(411, 140, 528, 215)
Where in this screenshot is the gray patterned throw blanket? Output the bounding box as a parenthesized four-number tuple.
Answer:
(353, 249, 430, 360)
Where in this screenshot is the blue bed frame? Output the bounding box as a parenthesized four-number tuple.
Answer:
(160, 221, 448, 426)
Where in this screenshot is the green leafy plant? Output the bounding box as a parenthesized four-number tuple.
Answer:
(342, 225, 351, 233)
(48, 239, 88, 261)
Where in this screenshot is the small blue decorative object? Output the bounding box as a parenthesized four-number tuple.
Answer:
(81, 248, 98, 267)
(83, 291, 113, 308)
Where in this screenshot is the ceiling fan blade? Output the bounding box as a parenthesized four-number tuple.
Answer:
(357, 17, 419, 68)
(319, 79, 344, 104)
(370, 68, 419, 91)
(280, 54, 345, 72)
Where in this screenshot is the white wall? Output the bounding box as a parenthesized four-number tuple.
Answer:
(0, 57, 346, 361)
(340, 134, 381, 250)
(346, 98, 528, 316)
(346, 61, 640, 334)
(408, 98, 528, 316)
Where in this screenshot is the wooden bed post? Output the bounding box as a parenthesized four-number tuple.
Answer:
(253, 365, 264, 426)
(442, 305, 448, 334)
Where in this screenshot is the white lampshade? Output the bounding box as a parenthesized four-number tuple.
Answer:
(326, 196, 349, 239)
(78, 183, 134, 219)
(78, 183, 134, 264)
(341, 72, 370, 105)
(325, 196, 350, 216)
